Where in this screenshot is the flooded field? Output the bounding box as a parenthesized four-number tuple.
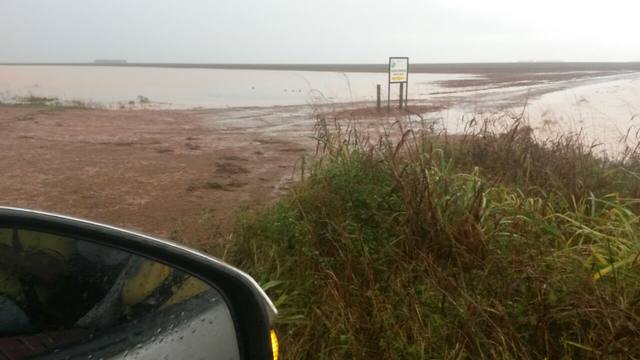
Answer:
(422, 72, 640, 155)
(526, 74, 640, 154)
(0, 65, 471, 108)
(2, 64, 634, 111)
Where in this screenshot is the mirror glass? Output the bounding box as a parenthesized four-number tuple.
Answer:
(0, 228, 239, 360)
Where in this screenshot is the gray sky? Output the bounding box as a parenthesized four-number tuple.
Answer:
(2, 0, 639, 63)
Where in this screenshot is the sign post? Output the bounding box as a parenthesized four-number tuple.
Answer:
(388, 57, 409, 111)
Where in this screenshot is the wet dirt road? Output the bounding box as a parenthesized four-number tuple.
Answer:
(0, 105, 314, 247)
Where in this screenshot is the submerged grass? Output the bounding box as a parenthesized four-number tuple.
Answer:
(3, 94, 100, 109)
(224, 112, 640, 359)
(1, 93, 151, 109)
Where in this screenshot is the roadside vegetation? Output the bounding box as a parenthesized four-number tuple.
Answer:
(224, 111, 640, 359)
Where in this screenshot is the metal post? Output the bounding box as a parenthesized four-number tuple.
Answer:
(405, 81, 409, 109)
(405, 60, 410, 109)
(399, 82, 404, 109)
(376, 84, 381, 110)
(387, 82, 391, 112)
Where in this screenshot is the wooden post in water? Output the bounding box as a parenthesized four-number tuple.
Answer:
(399, 82, 404, 109)
(376, 85, 381, 110)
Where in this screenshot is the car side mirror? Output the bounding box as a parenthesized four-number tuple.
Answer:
(0, 207, 277, 360)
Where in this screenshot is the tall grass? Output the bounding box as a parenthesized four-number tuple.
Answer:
(225, 112, 640, 359)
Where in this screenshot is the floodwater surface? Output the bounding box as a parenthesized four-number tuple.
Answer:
(527, 74, 640, 154)
(424, 72, 640, 155)
(0, 65, 468, 109)
(1, 65, 638, 154)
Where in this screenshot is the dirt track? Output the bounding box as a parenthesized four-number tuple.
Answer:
(0, 105, 314, 247)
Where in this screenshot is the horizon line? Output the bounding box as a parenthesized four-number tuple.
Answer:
(2, 61, 640, 74)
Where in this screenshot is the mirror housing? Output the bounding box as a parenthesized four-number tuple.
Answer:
(0, 207, 277, 360)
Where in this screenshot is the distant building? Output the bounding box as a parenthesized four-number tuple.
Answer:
(94, 59, 127, 64)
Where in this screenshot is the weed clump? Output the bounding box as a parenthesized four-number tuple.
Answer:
(226, 113, 640, 359)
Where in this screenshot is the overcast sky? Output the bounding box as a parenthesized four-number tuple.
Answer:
(2, 0, 639, 63)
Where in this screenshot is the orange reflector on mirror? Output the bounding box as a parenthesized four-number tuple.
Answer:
(270, 329, 279, 360)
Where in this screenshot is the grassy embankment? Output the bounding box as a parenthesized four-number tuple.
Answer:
(223, 111, 640, 359)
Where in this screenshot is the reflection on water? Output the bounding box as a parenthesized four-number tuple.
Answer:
(0, 65, 466, 109)
(526, 75, 640, 155)
(428, 73, 640, 156)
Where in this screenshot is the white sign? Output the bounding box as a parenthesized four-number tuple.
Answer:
(389, 57, 408, 83)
